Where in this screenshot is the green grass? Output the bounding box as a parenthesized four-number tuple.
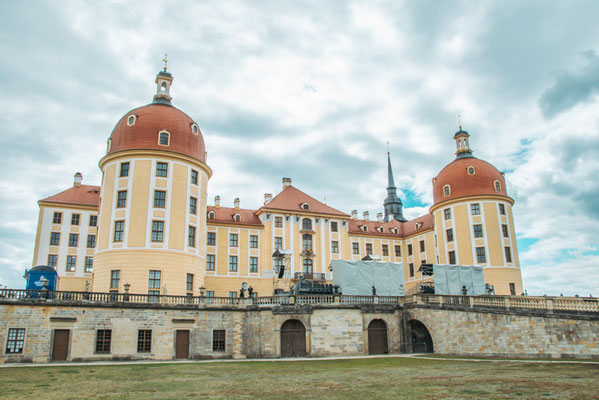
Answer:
(1, 357, 598, 399)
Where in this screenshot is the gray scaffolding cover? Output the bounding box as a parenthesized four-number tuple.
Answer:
(432, 264, 486, 295)
(330, 260, 405, 296)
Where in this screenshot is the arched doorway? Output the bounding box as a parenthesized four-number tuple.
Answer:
(280, 319, 306, 357)
(368, 319, 388, 354)
(408, 320, 434, 353)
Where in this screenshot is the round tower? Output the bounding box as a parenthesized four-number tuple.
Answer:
(92, 67, 212, 296)
(430, 129, 523, 295)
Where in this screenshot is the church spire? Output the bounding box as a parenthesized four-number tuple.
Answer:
(383, 146, 407, 222)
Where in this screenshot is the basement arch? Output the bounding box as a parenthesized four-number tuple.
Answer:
(367, 319, 388, 354)
(408, 319, 434, 353)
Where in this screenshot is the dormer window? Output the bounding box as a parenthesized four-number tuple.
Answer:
(208, 211, 215, 220)
(158, 131, 170, 146)
(301, 202, 310, 210)
(361, 225, 368, 232)
(127, 114, 137, 126)
(377, 226, 384, 233)
(191, 123, 200, 135)
(391, 227, 398, 234)
(233, 213, 241, 222)
(443, 185, 451, 197)
(415, 222, 423, 229)
(467, 166, 475, 175)
(494, 180, 501, 192)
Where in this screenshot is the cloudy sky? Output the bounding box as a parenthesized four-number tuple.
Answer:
(1, 0, 598, 295)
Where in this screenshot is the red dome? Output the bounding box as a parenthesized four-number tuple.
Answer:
(107, 103, 206, 162)
(433, 157, 508, 204)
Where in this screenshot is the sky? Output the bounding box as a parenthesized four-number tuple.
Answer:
(0, 0, 598, 295)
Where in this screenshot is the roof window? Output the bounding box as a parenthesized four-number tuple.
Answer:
(127, 114, 136, 126)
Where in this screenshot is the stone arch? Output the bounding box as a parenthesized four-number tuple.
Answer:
(367, 319, 388, 354)
(408, 319, 434, 353)
(280, 319, 307, 357)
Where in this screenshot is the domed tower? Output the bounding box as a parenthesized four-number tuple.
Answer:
(430, 128, 523, 295)
(92, 66, 212, 296)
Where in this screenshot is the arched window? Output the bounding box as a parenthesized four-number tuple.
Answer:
(158, 131, 169, 146)
(302, 234, 312, 251)
(467, 166, 475, 175)
(127, 114, 136, 126)
(301, 202, 310, 210)
(161, 81, 167, 92)
(443, 185, 451, 197)
(303, 258, 313, 274)
(494, 180, 501, 192)
(208, 211, 215, 220)
(302, 218, 312, 230)
(233, 213, 241, 222)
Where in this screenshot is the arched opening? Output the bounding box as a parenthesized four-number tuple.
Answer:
(280, 319, 306, 357)
(368, 319, 388, 354)
(302, 218, 312, 230)
(408, 320, 434, 353)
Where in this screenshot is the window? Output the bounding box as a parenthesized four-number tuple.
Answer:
(50, 232, 60, 246)
(207, 232, 216, 246)
(505, 247, 512, 263)
(229, 256, 238, 272)
(188, 226, 196, 247)
(509, 283, 516, 296)
(206, 254, 215, 271)
(47, 255, 57, 268)
(331, 221, 338, 232)
(186, 274, 194, 292)
(274, 237, 283, 249)
(473, 224, 483, 238)
(494, 180, 501, 192)
(154, 191, 166, 208)
(229, 291, 237, 298)
(87, 234, 96, 248)
(250, 235, 258, 248)
(382, 244, 389, 256)
(120, 162, 130, 177)
(206, 291, 214, 297)
(189, 197, 197, 214)
(303, 258, 313, 274)
(6, 328, 26, 354)
(116, 191, 127, 208)
(158, 131, 169, 145)
(420, 240, 425, 252)
(85, 257, 93, 273)
(444, 208, 451, 220)
(151, 221, 164, 242)
(499, 204, 506, 215)
(332, 241, 339, 253)
(366, 243, 372, 255)
(208, 211, 215, 220)
(110, 270, 120, 289)
(114, 220, 124, 242)
(53, 212, 62, 224)
(156, 162, 168, 177)
(191, 123, 200, 135)
(302, 218, 312, 230)
(443, 185, 451, 197)
(71, 213, 80, 225)
(448, 251, 456, 264)
(229, 233, 238, 247)
(137, 330, 152, 353)
(89, 215, 98, 227)
(446, 228, 454, 242)
(69, 233, 79, 247)
(250, 257, 258, 273)
(213, 330, 226, 352)
(233, 214, 241, 222)
(352, 243, 359, 254)
(127, 114, 136, 126)
(408, 244, 413, 256)
(468, 166, 476, 175)
(502, 224, 509, 238)
(302, 234, 312, 251)
(409, 263, 414, 277)
(149, 270, 161, 289)
(476, 247, 487, 263)
(394, 245, 401, 257)
(471, 203, 480, 215)
(95, 330, 111, 353)
(275, 216, 283, 228)
(191, 170, 198, 185)
(302, 203, 310, 210)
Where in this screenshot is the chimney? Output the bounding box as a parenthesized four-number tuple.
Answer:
(377, 212, 383, 222)
(363, 211, 370, 221)
(73, 172, 83, 187)
(282, 177, 292, 189)
(214, 196, 221, 208)
(351, 210, 358, 219)
(264, 193, 273, 205)
(234, 197, 240, 210)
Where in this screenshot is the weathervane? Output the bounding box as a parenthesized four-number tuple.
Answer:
(162, 54, 168, 72)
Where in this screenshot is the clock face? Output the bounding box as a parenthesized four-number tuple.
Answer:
(242, 282, 248, 290)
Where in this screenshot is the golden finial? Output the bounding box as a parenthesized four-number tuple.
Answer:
(162, 54, 168, 72)
(386, 140, 390, 155)
(458, 113, 462, 131)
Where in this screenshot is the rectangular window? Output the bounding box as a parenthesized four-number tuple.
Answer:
(117, 190, 127, 208)
(151, 221, 164, 242)
(53, 212, 62, 224)
(448, 251, 456, 265)
(137, 330, 151, 353)
(250, 257, 258, 273)
(87, 234, 96, 248)
(69, 233, 79, 247)
(207, 232, 216, 246)
(114, 220, 124, 242)
(274, 237, 283, 249)
(499, 203, 506, 215)
(420, 240, 425, 252)
(274, 216, 283, 228)
(408, 244, 413, 256)
(473, 224, 483, 238)
(446, 228, 454, 242)
(50, 232, 60, 246)
(110, 270, 120, 289)
(444, 208, 451, 220)
(206, 254, 215, 271)
(89, 215, 97, 227)
(382, 244, 389, 256)
(229, 256, 238, 272)
(189, 197, 197, 214)
(188, 226, 196, 247)
(409, 263, 414, 277)
(95, 330, 111, 354)
(394, 245, 401, 257)
(352, 242, 359, 254)
(154, 190, 166, 208)
(476, 247, 487, 263)
(471, 203, 481, 215)
(148, 270, 161, 289)
(71, 213, 80, 225)
(229, 291, 237, 298)
(206, 291, 214, 297)
(213, 330, 226, 352)
(47, 254, 58, 268)
(331, 221, 338, 232)
(229, 233, 238, 247)
(332, 241, 339, 253)
(186, 274, 194, 292)
(5, 328, 26, 354)
(502, 224, 509, 238)
(505, 247, 512, 263)
(191, 170, 198, 185)
(366, 243, 372, 255)
(84, 257, 93, 273)
(156, 162, 168, 177)
(250, 235, 258, 248)
(509, 283, 516, 296)
(120, 162, 130, 177)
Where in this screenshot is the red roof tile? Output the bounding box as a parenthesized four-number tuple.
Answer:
(39, 185, 100, 207)
(260, 185, 348, 217)
(348, 213, 434, 238)
(206, 206, 263, 227)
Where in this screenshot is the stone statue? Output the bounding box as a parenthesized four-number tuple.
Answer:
(84, 281, 90, 292)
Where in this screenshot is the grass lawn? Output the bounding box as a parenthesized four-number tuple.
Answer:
(1, 357, 598, 399)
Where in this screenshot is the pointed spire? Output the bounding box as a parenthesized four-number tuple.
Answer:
(383, 146, 407, 222)
(387, 152, 396, 189)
